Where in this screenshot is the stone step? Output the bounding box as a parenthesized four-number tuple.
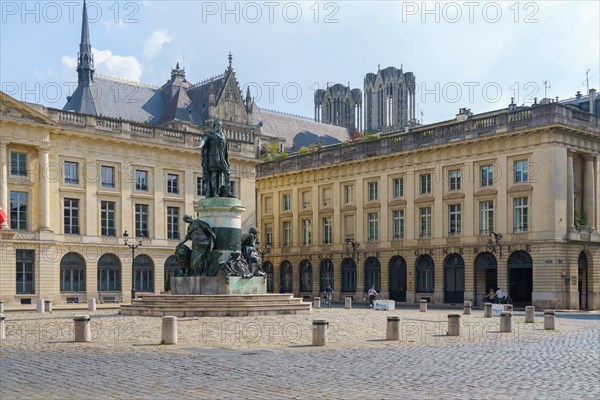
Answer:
(130, 299, 305, 306)
(137, 294, 296, 301)
(120, 303, 311, 317)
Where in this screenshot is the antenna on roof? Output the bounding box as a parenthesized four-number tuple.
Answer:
(583, 69, 594, 92)
(543, 80, 551, 99)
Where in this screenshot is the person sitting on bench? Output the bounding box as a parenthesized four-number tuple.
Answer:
(483, 288, 496, 303)
(494, 287, 504, 304)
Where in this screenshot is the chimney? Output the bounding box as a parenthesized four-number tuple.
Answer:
(576, 91, 582, 99)
(589, 88, 597, 115)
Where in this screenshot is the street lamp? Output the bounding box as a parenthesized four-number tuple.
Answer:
(487, 231, 502, 258)
(345, 239, 360, 261)
(257, 239, 272, 258)
(123, 230, 143, 302)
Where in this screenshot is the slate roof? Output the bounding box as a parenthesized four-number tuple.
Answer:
(250, 103, 348, 150)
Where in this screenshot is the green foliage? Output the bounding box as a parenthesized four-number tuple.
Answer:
(362, 133, 380, 141)
(574, 209, 586, 227)
(298, 146, 309, 154)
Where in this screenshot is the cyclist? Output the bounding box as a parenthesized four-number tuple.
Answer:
(368, 286, 378, 308)
(324, 284, 334, 308)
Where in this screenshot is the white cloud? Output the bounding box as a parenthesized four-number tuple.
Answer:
(143, 30, 173, 59)
(61, 48, 143, 82)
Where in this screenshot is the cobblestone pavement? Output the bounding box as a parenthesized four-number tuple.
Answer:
(1, 307, 599, 399)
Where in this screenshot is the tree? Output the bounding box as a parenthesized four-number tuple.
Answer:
(348, 128, 361, 142)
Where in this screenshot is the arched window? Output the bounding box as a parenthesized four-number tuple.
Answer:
(299, 260, 312, 292)
(389, 256, 407, 302)
(508, 251, 533, 304)
(341, 258, 356, 292)
(97, 254, 121, 292)
(134, 254, 154, 292)
(444, 253, 465, 303)
(280, 261, 293, 293)
(60, 252, 85, 292)
(415, 255, 434, 292)
(364, 257, 381, 292)
(164, 256, 179, 291)
(263, 261, 274, 293)
(320, 259, 334, 292)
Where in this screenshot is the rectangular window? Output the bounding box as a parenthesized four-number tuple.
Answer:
(16, 250, 34, 294)
(282, 221, 291, 247)
(344, 215, 355, 240)
(479, 200, 494, 235)
(135, 204, 149, 237)
(392, 178, 404, 198)
(167, 206, 180, 240)
(101, 166, 115, 188)
(368, 212, 379, 242)
(10, 191, 27, 230)
(301, 191, 311, 209)
(322, 188, 332, 207)
(301, 219, 311, 246)
(196, 176, 206, 197)
(368, 181, 378, 201)
(135, 170, 148, 191)
(514, 160, 529, 183)
(282, 193, 291, 212)
(167, 174, 179, 194)
(264, 223, 273, 245)
(264, 197, 273, 214)
(10, 151, 27, 176)
(514, 197, 529, 232)
(230, 179, 238, 198)
(64, 198, 80, 234)
(419, 206, 432, 238)
(322, 217, 332, 244)
(344, 185, 354, 204)
(449, 170, 461, 191)
(100, 201, 116, 236)
(64, 161, 79, 184)
(481, 164, 494, 187)
(448, 204, 462, 236)
(392, 209, 404, 240)
(420, 174, 432, 195)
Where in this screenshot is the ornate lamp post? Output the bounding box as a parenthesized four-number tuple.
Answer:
(257, 239, 271, 258)
(123, 230, 143, 301)
(345, 239, 360, 261)
(487, 231, 502, 258)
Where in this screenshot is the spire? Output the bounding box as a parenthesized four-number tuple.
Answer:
(170, 61, 186, 80)
(228, 52, 233, 70)
(77, 0, 94, 86)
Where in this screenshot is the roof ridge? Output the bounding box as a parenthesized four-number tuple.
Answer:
(191, 74, 226, 87)
(95, 73, 160, 89)
(260, 107, 313, 121)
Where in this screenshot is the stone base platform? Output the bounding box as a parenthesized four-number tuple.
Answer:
(120, 294, 311, 317)
(171, 276, 266, 295)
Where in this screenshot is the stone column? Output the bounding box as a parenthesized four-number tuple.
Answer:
(345, 296, 352, 309)
(39, 146, 51, 231)
(73, 315, 91, 342)
(0, 143, 8, 229)
(386, 316, 400, 340)
(161, 316, 178, 345)
(567, 152, 575, 230)
(484, 303, 492, 318)
(525, 306, 535, 323)
(420, 299, 427, 312)
(544, 310, 555, 330)
(447, 314, 461, 336)
(312, 319, 328, 346)
(500, 312, 512, 333)
(583, 156, 596, 229)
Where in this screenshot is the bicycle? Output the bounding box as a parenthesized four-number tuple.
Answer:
(323, 292, 332, 308)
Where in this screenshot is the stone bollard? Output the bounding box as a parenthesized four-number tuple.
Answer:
(0, 300, 4, 313)
(73, 315, 91, 342)
(313, 297, 321, 309)
(525, 306, 535, 323)
(500, 312, 512, 333)
(504, 304, 513, 312)
(44, 300, 52, 313)
(312, 319, 328, 346)
(36, 299, 45, 313)
(544, 310, 555, 330)
(484, 303, 492, 318)
(88, 298, 97, 312)
(0, 315, 5, 340)
(161, 316, 178, 345)
(447, 314, 461, 336)
(420, 299, 427, 312)
(463, 301, 471, 315)
(345, 296, 352, 309)
(386, 316, 400, 340)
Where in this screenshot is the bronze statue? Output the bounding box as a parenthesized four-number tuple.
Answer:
(241, 227, 266, 276)
(178, 215, 216, 276)
(222, 251, 253, 278)
(198, 118, 231, 197)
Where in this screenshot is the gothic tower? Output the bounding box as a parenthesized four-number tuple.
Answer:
(77, 0, 94, 86)
(314, 83, 362, 131)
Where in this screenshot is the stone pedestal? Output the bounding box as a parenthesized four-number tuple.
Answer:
(73, 315, 91, 342)
(463, 301, 471, 315)
(484, 303, 492, 318)
(161, 316, 178, 345)
(312, 319, 328, 346)
(420, 299, 427, 312)
(171, 276, 266, 295)
(345, 297, 352, 309)
(36, 299, 45, 313)
(194, 197, 245, 273)
(88, 298, 97, 312)
(313, 297, 321, 309)
(500, 312, 512, 333)
(525, 306, 535, 323)
(448, 314, 461, 336)
(386, 316, 400, 340)
(544, 310, 555, 330)
(44, 300, 52, 312)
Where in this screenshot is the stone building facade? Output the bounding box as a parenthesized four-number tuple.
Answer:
(256, 102, 600, 310)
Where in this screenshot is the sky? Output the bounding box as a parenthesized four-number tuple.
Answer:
(1, 0, 599, 124)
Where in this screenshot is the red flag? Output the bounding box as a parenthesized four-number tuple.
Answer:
(0, 206, 8, 228)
